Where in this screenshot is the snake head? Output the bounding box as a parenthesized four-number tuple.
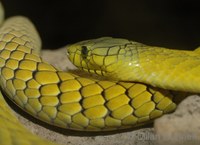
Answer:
(67, 37, 136, 77)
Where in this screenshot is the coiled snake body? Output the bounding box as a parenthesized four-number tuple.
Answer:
(0, 2, 195, 145)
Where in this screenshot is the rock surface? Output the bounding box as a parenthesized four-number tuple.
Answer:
(7, 47, 200, 145)
(154, 95, 200, 145)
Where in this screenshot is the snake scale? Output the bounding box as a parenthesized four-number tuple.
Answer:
(0, 1, 195, 145)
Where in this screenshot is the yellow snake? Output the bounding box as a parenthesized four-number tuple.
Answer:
(0, 1, 191, 145)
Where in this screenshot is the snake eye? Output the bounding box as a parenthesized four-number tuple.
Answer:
(81, 46, 88, 59)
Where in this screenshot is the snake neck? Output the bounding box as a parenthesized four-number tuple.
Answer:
(108, 45, 200, 93)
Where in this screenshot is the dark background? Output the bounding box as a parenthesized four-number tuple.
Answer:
(1, 0, 200, 50)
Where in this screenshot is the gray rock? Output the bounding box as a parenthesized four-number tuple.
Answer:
(154, 95, 200, 145)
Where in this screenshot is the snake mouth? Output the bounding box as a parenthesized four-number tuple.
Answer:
(67, 49, 107, 76)
(67, 44, 106, 75)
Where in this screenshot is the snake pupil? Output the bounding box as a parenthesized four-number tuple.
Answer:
(81, 46, 88, 59)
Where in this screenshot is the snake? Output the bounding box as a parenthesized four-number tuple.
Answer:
(0, 1, 194, 145)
